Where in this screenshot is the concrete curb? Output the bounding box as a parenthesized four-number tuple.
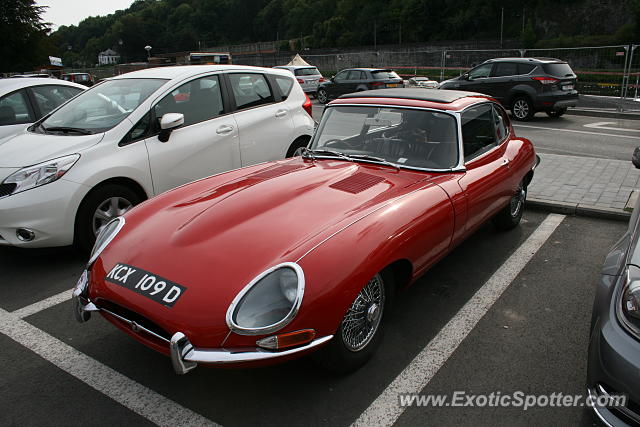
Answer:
(566, 108, 640, 121)
(527, 197, 631, 221)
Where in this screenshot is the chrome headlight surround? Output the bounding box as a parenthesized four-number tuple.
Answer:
(616, 265, 640, 339)
(226, 262, 305, 336)
(87, 216, 125, 266)
(1, 154, 80, 198)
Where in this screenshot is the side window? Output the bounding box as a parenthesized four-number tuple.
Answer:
(0, 90, 33, 125)
(154, 75, 224, 127)
(493, 62, 518, 77)
(462, 104, 497, 161)
(347, 70, 362, 80)
(468, 64, 493, 79)
(518, 63, 536, 75)
(229, 73, 275, 110)
(334, 70, 349, 81)
(492, 105, 509, 142)
(274, 75, 294, 98)
(31, 85, 82, 116)
(120, 112, 151, 146)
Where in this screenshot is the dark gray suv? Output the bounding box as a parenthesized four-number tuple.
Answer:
(438, 57, 578, 121)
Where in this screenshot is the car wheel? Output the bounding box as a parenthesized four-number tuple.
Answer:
(315, 272, 392, 373)
(75, 184, 142, 253)
(286, 136, 311, 157)
(546, 108, 567, 118)
(493, 181, 526, 230)
(317, 88, 329, 104)
(511, 96, 534, 121)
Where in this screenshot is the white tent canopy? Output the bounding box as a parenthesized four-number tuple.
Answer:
(286, 54, 312, 66)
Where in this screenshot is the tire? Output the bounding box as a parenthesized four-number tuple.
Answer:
(315, 272, 393, 374)
(317, 88, 329, 104)
(493, 181, 526, 230)
(546, 108, 567, 118)
(511, 96, 535, 121)
(75, 184, 142, 253)
(286, 136, 311, 157)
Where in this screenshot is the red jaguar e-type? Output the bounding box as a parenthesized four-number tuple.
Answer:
(73, 89, 538, 374)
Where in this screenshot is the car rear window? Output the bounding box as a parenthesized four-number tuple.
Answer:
(294, 67, 320, 76)
(542, 63, 575, 77)
(518, 64, 536, 75)
(371, 70, 400, 80)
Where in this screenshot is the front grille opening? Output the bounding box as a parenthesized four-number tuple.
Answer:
(0, 183, 16, 198)
(96, 299, 172, 341)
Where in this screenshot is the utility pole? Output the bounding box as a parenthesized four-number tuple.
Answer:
(399, 22, 402, 45)
(522, 7, 525, 33)
(500, 7, 504, 48)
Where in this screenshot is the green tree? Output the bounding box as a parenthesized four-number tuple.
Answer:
(0, 0, 51, 72)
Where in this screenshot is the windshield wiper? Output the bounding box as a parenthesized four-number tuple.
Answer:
(347, 154, 401, 171)
(305, 148, 351, 160)
(43, 126, 92, 135)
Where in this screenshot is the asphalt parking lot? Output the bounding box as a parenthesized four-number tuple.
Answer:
(0, 211, 627, 426)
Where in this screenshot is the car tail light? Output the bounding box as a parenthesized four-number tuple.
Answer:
(319, 77, 327, 82)
(302, 94, 312, 117)
(370, 81, 385, 87)
(531, 76, 559, 85)
(297, 78, 304, 84)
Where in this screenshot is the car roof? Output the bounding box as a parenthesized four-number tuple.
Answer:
(0, 78, 86, 95)
(274, 65, 316, 69)
(343, 68, 392, 72)
(483, 57, 565, 64)
(63, 72, 91, 76)
(112, 65, 291, 80)
(332, 88, 492, 111)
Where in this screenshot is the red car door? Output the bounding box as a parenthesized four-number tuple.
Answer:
(457, 103, 513, 234)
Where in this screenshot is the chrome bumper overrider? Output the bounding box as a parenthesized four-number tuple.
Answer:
(73, 275, 332, 374)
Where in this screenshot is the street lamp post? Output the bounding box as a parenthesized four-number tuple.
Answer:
(144, 45, 152, 60)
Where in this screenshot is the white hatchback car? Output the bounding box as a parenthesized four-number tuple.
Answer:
(0, 78, 85, 140)
(0, 65, 314, 250)
(273, 66, 325, 97)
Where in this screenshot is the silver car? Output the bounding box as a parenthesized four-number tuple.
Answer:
(273, 65, 325, 97)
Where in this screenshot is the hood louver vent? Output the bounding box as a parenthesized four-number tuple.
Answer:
(252, 164, 305, 180)
(330, 173, 385, 194)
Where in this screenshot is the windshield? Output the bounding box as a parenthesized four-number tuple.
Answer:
(38, 78, 167, 134)
(310, 106, 459, 170)
(294, 67, 321, 76)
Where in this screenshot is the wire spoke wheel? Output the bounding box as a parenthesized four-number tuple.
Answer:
(510, 183, 526, 217)
(341, 274, 385, 352)
(92, 197, 133, 236)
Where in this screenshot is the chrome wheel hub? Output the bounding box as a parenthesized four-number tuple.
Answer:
(92, 197, 133, 236)
(341, 274, 385, 352)
(514, 100, 529, 119)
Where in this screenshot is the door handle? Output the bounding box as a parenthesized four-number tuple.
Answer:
(275, 109, 288, 118)
(216, 125, 234, 135)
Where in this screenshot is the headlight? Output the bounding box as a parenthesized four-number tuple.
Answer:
(617, 265, 640, 338)
(2, 154, 80, 197)
(88, 217, 125, 266)
(226, 262, 305, 335)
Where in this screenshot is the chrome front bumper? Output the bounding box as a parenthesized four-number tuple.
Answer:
(73, 273, 332, 374)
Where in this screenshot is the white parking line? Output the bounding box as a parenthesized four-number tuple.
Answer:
(514, 124, 640, 140)
(583, 121, 640, 133)
(352, 213, 565, 427)
(0, 309, 218, 426)
(12, 288, 73, 319)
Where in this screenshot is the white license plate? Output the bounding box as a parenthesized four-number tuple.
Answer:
(562, 84, 574, 91)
